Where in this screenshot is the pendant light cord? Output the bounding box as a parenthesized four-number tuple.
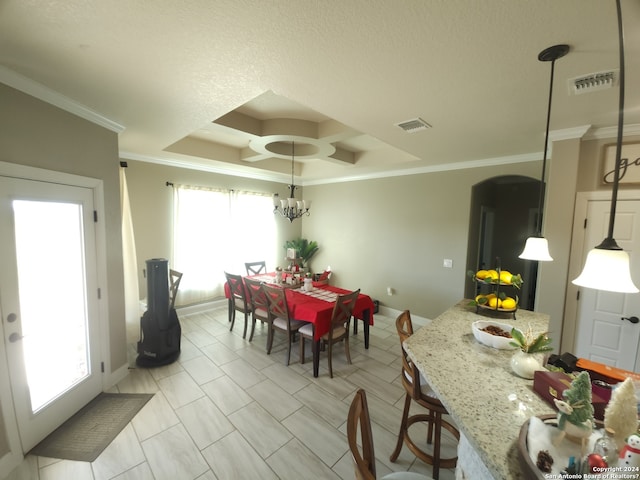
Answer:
(536, 57, 556, 236)
(604, 0, 625, 245)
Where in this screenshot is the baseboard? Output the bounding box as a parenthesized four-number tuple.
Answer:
(376, 305, 431, 327)
(176, 298, 227, 315)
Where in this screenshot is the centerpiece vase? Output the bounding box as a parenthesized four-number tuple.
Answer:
(510, 351, 543, 379)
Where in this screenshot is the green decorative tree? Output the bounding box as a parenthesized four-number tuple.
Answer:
(557, 371, 595, 432)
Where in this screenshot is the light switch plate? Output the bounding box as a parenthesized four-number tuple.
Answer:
(443, 259, 453, 268)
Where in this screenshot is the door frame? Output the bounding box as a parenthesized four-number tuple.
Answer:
(0, 161, 110, 468)
(562, 189, 640, 356)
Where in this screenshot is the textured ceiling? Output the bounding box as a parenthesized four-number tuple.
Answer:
(1, 0, 639, 185)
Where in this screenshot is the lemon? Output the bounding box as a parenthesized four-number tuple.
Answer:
(487, 270, 499, 281)
(485, 293, 496, 300)
(499, 271, 512, 284)
(475, 294, 487, 304)
(501, 297, 517, 309)
(475, 270, 488, 279)
(488, 297, 502, 308)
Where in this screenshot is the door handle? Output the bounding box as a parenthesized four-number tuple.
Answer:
(622, 316, 640, 324)
(9, 332, 23, 343)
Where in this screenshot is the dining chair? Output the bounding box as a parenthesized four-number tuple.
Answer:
(262, 283, 308, 365)
(245, 261, 267, 276)
(390, 310, 459, 480)
(169, 269, 183, 310)
(348, 389, 433, 480)
(244, 276, 271, 343)
(224, 271, 250, 339)
(299, 288, 359, 378)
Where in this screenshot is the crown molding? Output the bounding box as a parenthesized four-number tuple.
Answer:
(548, 125, 592, 142)
(583, 123, 640, 140)
(0, 66, 125, 133)
(119, 151, 291, 184)
(301, 152, 543, 186)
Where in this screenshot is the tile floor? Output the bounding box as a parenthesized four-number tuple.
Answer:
(6, 304, 457, 480)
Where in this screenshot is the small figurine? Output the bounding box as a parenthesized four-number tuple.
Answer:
(553, 371, 594, 457)
(619, 434, 640, 468)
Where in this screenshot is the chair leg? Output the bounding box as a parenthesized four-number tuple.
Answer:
(344, 336, 352, 365)
(427, 409, 435, 444)
(433, 412, 442, 480)
(285, 333, 292, 366)
(229, 308, 236, 332)
(390, 393, 412, 462)
(267, 325, 274, 354)
(242, 312, 248, 339)
(248, 316, 256, 342)
(300, 336, 306, 364)
(327, 341, 333, 378)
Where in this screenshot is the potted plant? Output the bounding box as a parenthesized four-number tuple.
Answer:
(509, 326, 553, 379)
(283, 238, 318, 269)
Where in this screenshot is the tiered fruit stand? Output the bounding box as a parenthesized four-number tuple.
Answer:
(469, 261, 522, 320)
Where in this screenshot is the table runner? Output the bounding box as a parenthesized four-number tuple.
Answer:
(293, 286, 338, 303)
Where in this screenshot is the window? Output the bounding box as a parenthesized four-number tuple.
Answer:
(172, 185, 276, 304)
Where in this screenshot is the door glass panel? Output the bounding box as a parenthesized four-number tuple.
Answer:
(12, 200, 90, 413)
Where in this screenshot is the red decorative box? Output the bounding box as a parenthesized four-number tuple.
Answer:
(533, 370, 608, 420)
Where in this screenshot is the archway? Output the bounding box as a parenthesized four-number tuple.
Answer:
(464, 175, 541, 311)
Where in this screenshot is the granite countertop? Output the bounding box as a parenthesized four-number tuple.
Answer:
(403, 300, 555, 480)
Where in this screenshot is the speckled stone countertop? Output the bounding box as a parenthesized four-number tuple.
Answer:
(403, 300, 555, 480)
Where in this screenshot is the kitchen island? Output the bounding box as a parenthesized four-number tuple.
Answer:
(403, 300, 555, 479)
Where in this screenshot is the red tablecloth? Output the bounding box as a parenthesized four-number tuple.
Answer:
(284, 285, 375, 340)
(224, 276, 375, 341)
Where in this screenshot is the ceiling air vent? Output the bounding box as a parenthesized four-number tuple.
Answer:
(395, 117, 431, 133)
(569, 70, 618, 95)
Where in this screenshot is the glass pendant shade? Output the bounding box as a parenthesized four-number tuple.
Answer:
(572, 0, 638, 294)
(572, 247, 639, 293)
(519, 236, 553, 261)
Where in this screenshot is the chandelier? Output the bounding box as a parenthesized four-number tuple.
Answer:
(273, 141, 311, 222)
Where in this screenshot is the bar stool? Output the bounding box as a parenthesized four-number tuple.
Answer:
(390, 310, 459, 480)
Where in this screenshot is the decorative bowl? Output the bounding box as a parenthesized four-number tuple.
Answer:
(471, 320, 519, 350)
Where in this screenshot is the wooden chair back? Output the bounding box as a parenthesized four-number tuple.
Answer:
(396, 310, 422, 398)
(262, 284, 291, 325)
(244, 277, 268, 312)
(329, 289, 360, 340)
(225, 271, 248, 308)
(169, 269, 183, 310)
(245, 261, 267, 276)
(347, 389, 376, 480)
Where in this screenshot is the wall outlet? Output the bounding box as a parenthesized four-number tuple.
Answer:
(443, 258, 453, 268)
(387, 287, 394, 296)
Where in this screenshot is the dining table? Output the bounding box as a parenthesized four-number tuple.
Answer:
(224, 273, 376, 377)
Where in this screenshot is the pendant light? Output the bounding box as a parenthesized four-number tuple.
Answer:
(273, 141, 311, 222)
(572, 0, 639, 293)
(519, 44, 569, 262)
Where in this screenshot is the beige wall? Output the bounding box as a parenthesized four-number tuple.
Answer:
(124, 161, 302, 301)
(302, 162, 542, 318)
(0, 83, 127, 373)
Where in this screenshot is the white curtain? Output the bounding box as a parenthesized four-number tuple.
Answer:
(171, 184, 277, 305)
(120, 167, 140, 346)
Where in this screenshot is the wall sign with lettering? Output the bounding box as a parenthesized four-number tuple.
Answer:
(602, 142, 640, 184)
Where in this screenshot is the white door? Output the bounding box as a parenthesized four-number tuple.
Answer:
(0, 176, 102, 452)
(575, 197, 640, 371)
